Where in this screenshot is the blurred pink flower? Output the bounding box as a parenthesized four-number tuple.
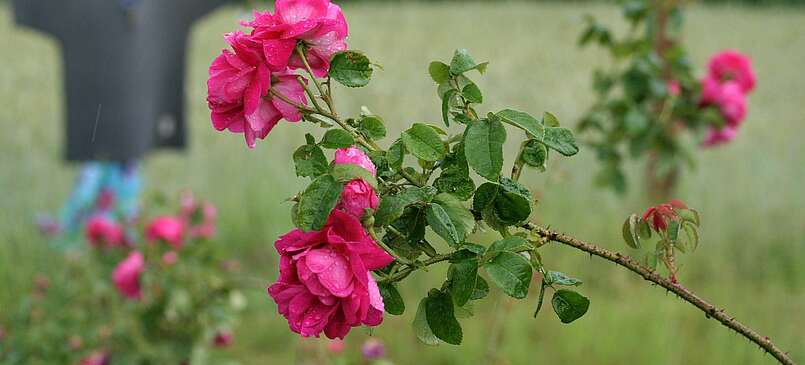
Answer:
(267, 210, 393, 339)
(85, 216, 126, 249)
(162, 251, 178, 266)
(245, 0, 348, 77)
(78, 351, 110, 365)
(361, 338, 385, 360)
(212, 330, 234, 348)
(667, 80, 680, 97)
(702, 126, 738, 148)
(145, 216, 185, 249)
(180, 192, 219, 239)
(714, 81, 747, 127)
(334, 147, 376, 176)
(207, 31, 308, 148)
(327, 339, 345, 354)
(708, 49, 756, 93)
(113, 251, 144, 300)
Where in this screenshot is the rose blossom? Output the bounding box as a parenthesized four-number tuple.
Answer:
(335, 180, 380, 220)
(85, 216, 126, 248)
(703, 126, 738, 147)
(162, 251, 178, 266)
(708, 49, 756, 93)
(145, 216, 185, 249)
(207, 31, 308, 148)
(180, 193, 218, 239)
(333, 147, 379, 219)
(361, 338, 385, 360)
(78, 351, 110, 365)
(113, 251, 145, 300)
(334, 147, 376, 176)
(244, 0, 348, 77)
(212, 330, 234, 347)
(667, 80, 681, 97)
(713, 81, 747, 127)
(327, 339, 345, 354)
(267, 210, 393, 339)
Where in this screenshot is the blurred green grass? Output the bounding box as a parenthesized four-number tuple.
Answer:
(2, 2, 804, 364)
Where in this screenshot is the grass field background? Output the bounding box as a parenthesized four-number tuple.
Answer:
(2, 2, 804, 364)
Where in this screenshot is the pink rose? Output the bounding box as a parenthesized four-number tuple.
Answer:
(667, 80, 680, 97)
(714, 81, 747, 127)
(335, 180, 379, 220)
(78, 351, 110, 365)
(145, 216, 185, 249)
(327, 339, 345, 354)
(244, 0, 348, 77)
(267, 210, 393, 339)
(207, 31, 308, 148)
(212, 330, 234, 348)
(334, 147, 376, 176)
(113, 251, 144, 300)
(334, 147, 379, 219)
(702, 126, 738, 148)
(708, 49, 756, 93)
(85, 216, 125, 249)
(162, 251, 178, 266)
(180, 193, 218, 239)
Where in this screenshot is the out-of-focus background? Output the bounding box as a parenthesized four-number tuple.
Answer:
(2, 1, 804, 364)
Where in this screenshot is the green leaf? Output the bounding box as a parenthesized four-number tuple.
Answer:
(433, 193, 475, 242)
(464, 119, 506, 181)
(637, 219, 652, 240)
(486, 236, 532, 259)
(329, 51, 373, 88)
(378, 283, 405, 315)
(449, 259, 479, 307)
(677, 208, 700, 226)
(622, 214, 641, 249)
(462, 83, 483, 104)
(442, 89, 457, 127)
(471, 275, 490, 300)
(426, 203, 461, 246)
(551, 289, 590, 324)
(374, 187, 437, 226)
(330, 163, 378, 189)
(292, 144, 328, 178)
(668, 220, 680, 243)
(320, 129, 355, 149)
(544, 271, 583, 287)
(522, 140, 548, 171)
(402, 123, 446, 162)
(358, 116, 386, 140)
(496, 109, 545, 140)
(484, 252, 533, 299)
(496, 109, 579, 156)
(413, 298, 440, 346)
(450, 49, 476, 75)
(493, 178, 532, 225)
(425, 290, 463, 345)
(428, 61, 451, 84)
(434, 173, 475, 201)
(295, 175, 344, 231)
(683, 222, 700, 251)
(543, 112, 560, 127)
(542, 127, 579, 157)
(472, 182, 500, 212)
(387, 139, 405, 171)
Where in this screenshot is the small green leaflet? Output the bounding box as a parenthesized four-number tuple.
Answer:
(294, 175, 344, 231)
(484, 251, 533, 299)
(378, 283, 405, 315)
(402, 123, 446, 162)
(464, 119, 506, 181)
(329, 51, 373, 88)
(425, 289, 463, 345)
(552, 289, 590, 324)
(413, 298, 440, 346)
(320, 129, 354, 149)
(426, 203, 461, 246)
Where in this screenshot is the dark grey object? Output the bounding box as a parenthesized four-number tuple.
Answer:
(12, 0, 229, 161)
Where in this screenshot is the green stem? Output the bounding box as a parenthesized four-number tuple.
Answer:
(367, 227, 414, 266)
